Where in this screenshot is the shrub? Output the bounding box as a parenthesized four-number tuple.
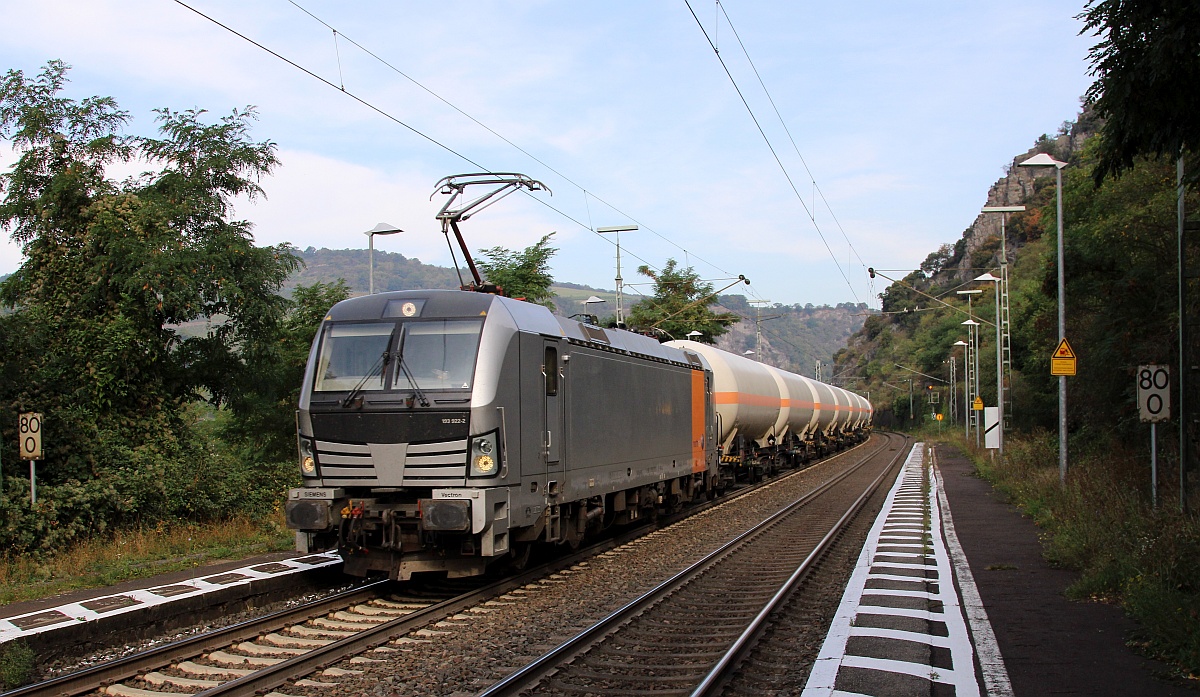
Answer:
(976, 431, 1200, 675)
(0, 639, 34, 690)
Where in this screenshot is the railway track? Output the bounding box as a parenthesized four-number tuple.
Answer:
(477, 432, 908, 697)
(4, 437, 886, 697)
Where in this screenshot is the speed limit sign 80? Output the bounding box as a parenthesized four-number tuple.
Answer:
(1137, 365, 1170, 423)
(19, 412, 43, 460)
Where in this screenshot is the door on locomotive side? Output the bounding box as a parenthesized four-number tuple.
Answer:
(543, 339, 563, 467)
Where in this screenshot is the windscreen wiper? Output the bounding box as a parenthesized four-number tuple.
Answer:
(341, 350, 389, 408)
(397, 355, 431, 407)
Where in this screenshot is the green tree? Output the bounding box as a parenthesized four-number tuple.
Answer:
(626, 258, 740, 343)
(1081, 0, 1200, 182)
(0, 61, 299, 543)
(222, 281, 351, 464)
(476, 232, 557, 306)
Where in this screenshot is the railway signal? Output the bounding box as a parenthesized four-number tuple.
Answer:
(19, 412, 42, 503)
(1138, 365, 1170, 508)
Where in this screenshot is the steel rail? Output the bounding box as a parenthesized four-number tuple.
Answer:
(476, 433, 897, 697)
(1, 580, 390, 697)
(690, 433, 910, 696)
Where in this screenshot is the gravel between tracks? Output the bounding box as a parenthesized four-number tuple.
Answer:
(304, 439, 893, 697)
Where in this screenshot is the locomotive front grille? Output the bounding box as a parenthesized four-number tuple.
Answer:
(402, 439, 468, 484)
(313, 437, 468, 486)
(315, 440, 375, 480)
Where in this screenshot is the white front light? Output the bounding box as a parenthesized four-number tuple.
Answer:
(473, 454, 496, 475)
(470, 433, 501, 477)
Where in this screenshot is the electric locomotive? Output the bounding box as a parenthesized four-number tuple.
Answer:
(285, 290, 719, 580)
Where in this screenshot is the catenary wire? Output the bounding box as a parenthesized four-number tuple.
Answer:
(716, 2, 868, 273)
(172, 0, 671, 275)
(178, 1, 786, 313)
(281, 0, 744, 288)
(683, 0, 861, 303)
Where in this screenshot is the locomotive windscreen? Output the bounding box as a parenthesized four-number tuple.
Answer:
(313, 323, 393, 392)
(395, 320, 482, 390)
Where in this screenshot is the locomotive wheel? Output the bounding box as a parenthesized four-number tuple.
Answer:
(506, 541, 533, 571)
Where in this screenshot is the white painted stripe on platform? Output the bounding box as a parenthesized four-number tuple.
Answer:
(933, 450, 1014, 697)
(861, 588, 942, 600)
(801, 443, 983, 697)
(0, 553, 341, 644)
(868, 573, 939, 583)
(847, 625, 953, 649)
(839, 654, 955, 683)
(869, 561, 935, 572)
(854, 606, 945, 621)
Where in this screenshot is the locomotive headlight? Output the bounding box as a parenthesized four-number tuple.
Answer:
(469, 432, 501, 477)
(298, 436, 318, 477)
(473, 454, 496, 475)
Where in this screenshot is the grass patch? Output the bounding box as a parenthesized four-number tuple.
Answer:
(0, 639, 34, 690)
(967, 430, 1200, 678)
(0, 515, 293, 606)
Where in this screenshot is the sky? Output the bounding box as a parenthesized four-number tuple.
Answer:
(0, 1, 1097, 308)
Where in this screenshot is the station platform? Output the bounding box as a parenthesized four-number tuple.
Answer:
(0, 552, 341, 654)
(802, 443, 1191, 696)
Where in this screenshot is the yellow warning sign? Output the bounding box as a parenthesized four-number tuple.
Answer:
(973, 396, 984, 411)
(1051, 338, 1077, 376)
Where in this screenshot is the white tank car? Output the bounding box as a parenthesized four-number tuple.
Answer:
(827, 384, 852, 434)
(664, 340, 781, 449)
(851, 392, 872, 429)
(771, 367, 821, 442)
(808, 377, 838, 435)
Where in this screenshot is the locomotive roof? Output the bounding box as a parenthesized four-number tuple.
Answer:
(323, 289, 701, 367)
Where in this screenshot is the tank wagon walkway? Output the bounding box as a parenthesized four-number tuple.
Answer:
(802, 443, 1190, 696)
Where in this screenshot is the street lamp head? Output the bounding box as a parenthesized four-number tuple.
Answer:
(974, 272, 1000, 283)
(365, 222, 404, 236)
(956, 289, 983, 296)
(1018, 153, 1067, 169)
(953, 340, 968, 346)
(743, 350, 755, 356)
(583, 296, 605, 305)
(686, 330, 703, 338)
(961, 319, 979, 326)
(596, 225, 638, 234)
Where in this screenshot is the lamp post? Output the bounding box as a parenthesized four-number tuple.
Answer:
(976, 272, 1003, 456)
(365, 223, 404, 295)
(954, 340, 968, 439)
(596, 225, 638, 326)
(1019, 153, 1068, 484)
(958, 288, 983, 446)
(962, 319, 981, 447)
(982, 205, 1025, 431)
(944, 357, 956, 426)
(582, 295, 605, 324)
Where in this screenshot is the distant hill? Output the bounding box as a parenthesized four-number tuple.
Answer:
(287, 247, 460, 293)
(287, 246, 870, 374)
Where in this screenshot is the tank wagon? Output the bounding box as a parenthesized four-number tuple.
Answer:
(665, 340, 872, 482)
(284, 289, 871, 581)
